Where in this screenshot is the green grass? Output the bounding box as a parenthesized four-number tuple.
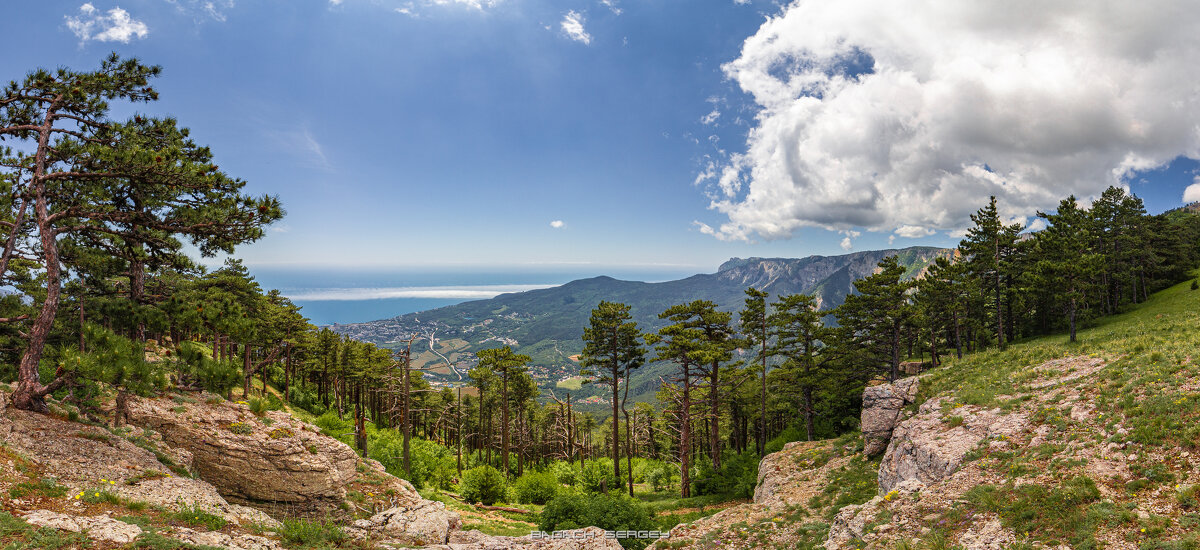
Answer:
(806, 455, 879, 519)
(131, 531, 226, 550)
(279, 518, 350, 549)
(169, 504, 227, 531)
(7, 477, 68, 499)
(555, 376, 585, 391)
(922, 276, 1200, 446)
(461, 518, 535, 537)
(0, 511, 91, 549)
(906, 276, 1200, 547)
(961, 477, 1118, 548)
(916, 275, 1200, 408)
(80, 487, 123, 505)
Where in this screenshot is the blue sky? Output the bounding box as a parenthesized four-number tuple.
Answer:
(5, 0, 1200, 277)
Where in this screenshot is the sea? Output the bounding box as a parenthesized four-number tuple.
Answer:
(250, 266, 699, 326)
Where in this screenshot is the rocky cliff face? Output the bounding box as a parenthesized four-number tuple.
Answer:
(860, 377, 920, 456)
(124, 395, 366, 507)
(715, 247, 951, 309)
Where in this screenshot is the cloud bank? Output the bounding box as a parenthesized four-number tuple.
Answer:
(66, 3, 148, 43)
(699, 1, 1200, 241)
(284, 284, 554, 301)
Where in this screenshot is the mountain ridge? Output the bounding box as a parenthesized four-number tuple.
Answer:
(330, 246, 952, 407)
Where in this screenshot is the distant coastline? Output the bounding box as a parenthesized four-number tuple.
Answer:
(251, 267, 698, 325)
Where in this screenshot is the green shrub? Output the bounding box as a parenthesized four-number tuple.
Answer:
(549, 461, 579, 485)
(1191, 279, 1198, 291)
(430, 462, 457, 491)
(247, 397, 268, 416)
(513, 471, 559, 505)
(692, 450, 759, 498)
(579, 458, 620, 493)
(169, 504, 227, 531)
(367, 429, 456, 490)
(279, 518, 346, 548)
(227, 421, 253, 435)
(540, 492, 656, 550)
(460, 465, 507, 505)
(1179, 485, 1200, 510)
(629, 458, 650, 483)
(645, 462, 677, 492)
(764, 426, 804, 454)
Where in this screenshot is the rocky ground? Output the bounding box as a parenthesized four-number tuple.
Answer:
(0, 386, 618, 549)
(652, 354, 1200, 550)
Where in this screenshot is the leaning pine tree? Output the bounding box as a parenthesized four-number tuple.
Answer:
(0, 55, 282, 412)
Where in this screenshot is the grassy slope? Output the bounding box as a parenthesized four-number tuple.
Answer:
(902, 275, 1200, 549)
(923, 274, 1200, 418)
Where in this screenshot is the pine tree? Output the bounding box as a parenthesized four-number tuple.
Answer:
(475, 346, 530, 477)
(1033, 196, 1101, 342)
(959, 196, 1023, 350)
(645, 316, 702, 498)
(579, 301, 644, 496)
(835, 256, 912, 381)
(768, 293, 826, 440)
(914, 256, 968, 361)
(656, 300, 736, 470)
(1, 56, 281, 411)
(739, 288, 771, 455)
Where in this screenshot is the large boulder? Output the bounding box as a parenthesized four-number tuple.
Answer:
(877, 397, 1028, 493)
(346, 500, 462, 546)
(860, 377, 920, 455)
(124, 395, 360, 506)
(440, 527, 625, 550)
(21, 511, 142, 544)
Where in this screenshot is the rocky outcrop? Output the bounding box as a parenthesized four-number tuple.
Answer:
(753, 440, 853, 508)
(21, 510, 142, 544)
(860, 377, 920, 455)
(877, 397, 1028, 493)
(898, 361, 928, 376)
(172, 527, 281, 550)
(117, 475, 280, 527)
(125, 395, 362, 506)
(0, 390, 276, 529)
(431, 526, 624, 549)
(0, 396, 186, 488)
(824, 498, 882, 550)
(347, 500, 462, 546)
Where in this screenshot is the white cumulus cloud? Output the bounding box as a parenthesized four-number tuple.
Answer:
(701, 1, 1200, 242)
(839, 230, 860, 250)
(66, 3, 148, 43)
(550, 220, 565, 229)
(561, 10, 591, 44)
(1185, 178, 1200, 204)
(600, 0, 622, 15)
(893, 225, 935, 239)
